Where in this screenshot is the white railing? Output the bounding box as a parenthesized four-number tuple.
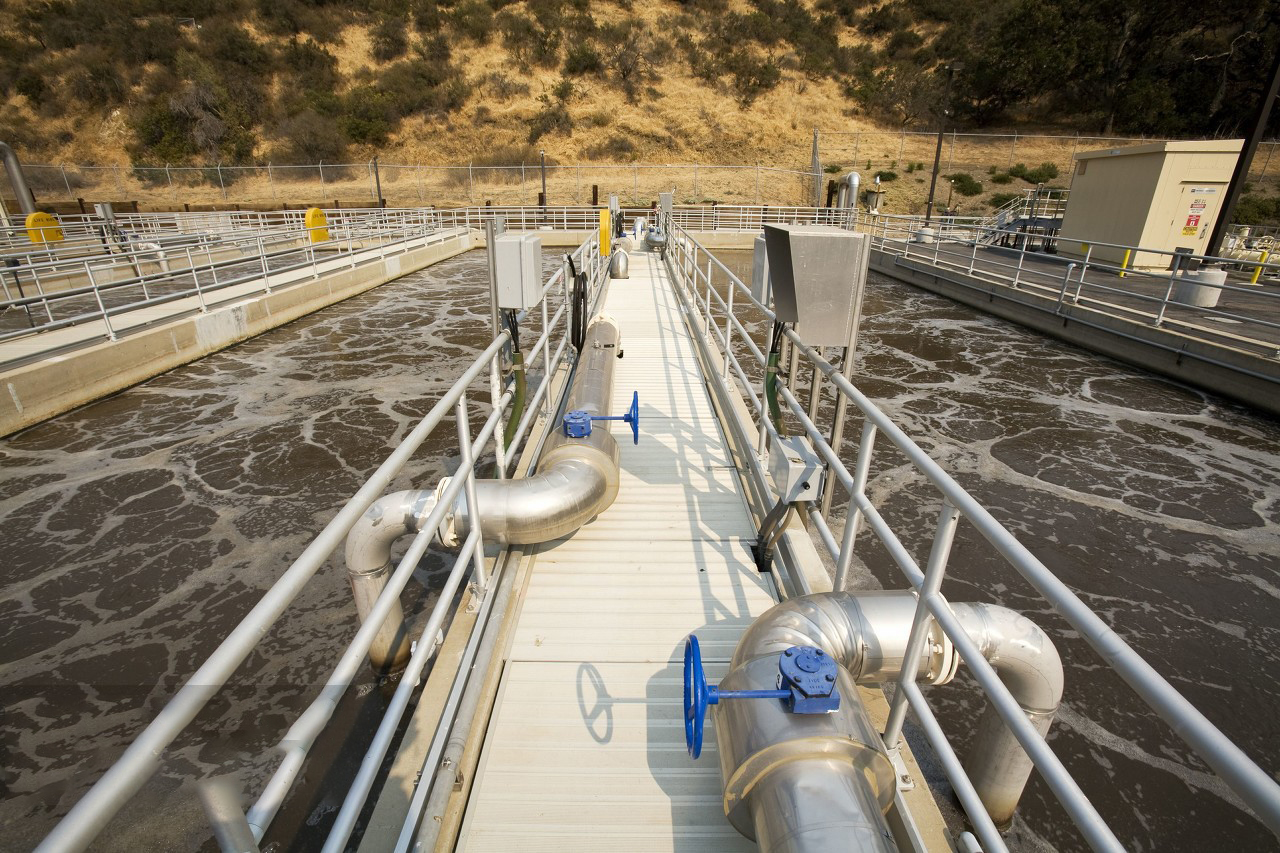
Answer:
(0, 209, 465, 361)
(663, 216, 1280, 852)
(858, 213, 1280, 361)
(34, 230, 608, 853)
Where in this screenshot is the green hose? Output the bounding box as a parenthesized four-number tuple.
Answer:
(503, 351, 527, 450)
(764, 351, 783, 434)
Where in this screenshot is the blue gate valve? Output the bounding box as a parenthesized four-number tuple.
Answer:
(562, 390, 640, 445)
(682, 634, 841, 759)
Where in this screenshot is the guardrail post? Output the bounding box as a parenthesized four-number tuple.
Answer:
(883, 498, 961, 749)
(257, 236, 272, 293)
(968, 236, 979, 274)
(1153, 254, 1183, 327)
(833, 422, 877, 589)
(722, 279, 734, 380)
(1055, 263, 1078, 314)
(1074, 245, 1093, 302)
(84, 262, 118, 342)
(489, 355, 507, 480)
(185, 248, 208, 313)
(1012, 244, 1025, 288)
(455, 394, 489, 594)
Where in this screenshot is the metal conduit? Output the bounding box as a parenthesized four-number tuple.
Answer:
(345, 315, 622, 670)
(714, 591, 1062, 852)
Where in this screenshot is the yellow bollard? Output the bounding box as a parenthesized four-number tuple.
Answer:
(304, 207, 329, 243)
(1118, 248, 1131, 278)
(1251, 250, 1270, 285)
(599, 208, 610, 257)
(25, 211, 63, 244)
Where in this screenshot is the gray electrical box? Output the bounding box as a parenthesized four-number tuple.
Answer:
(751, 234, 771, 306)
(494, 233, 542, 309)
(762, 224, 871, 347)
(768, 435, 824, 503)
(659, 192, 673, 221)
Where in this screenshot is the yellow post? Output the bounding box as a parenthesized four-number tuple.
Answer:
(25, 211, 64, 244)
(1118, 248, 1131, 278)
(304, 207, 329, 244)
(599, 208, 610, 257)
(1251, 250, 1270, 285)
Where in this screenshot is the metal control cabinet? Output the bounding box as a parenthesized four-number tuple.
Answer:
(762, 224, 870, 347)
(768, 435, 824, 503)
(751, 235, 771, 307)
(494, 233, 542, 309)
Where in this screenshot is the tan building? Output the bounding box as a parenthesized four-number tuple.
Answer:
(1059, 140, 1243, 268)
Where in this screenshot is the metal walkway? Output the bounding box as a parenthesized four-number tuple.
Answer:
(457, 248, 773, 851)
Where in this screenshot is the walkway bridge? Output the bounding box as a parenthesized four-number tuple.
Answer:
(16, 204, 1280, 853)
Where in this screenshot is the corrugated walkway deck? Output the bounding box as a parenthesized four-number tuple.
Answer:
(457, 248, 775, 851)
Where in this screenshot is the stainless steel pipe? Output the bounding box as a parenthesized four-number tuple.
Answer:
(444, 313, 621, 545)
(345, 316, 622, 670)
(716, 591, 1062, 851)
(1, 141, 37, 215)
(953, 602, 1064, 828)
(344, 489, 439, 672)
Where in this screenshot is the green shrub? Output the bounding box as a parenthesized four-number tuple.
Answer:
(564, 43, 602, 75)
(451, 1, 495, 42)
(947, 172, 982, 196)
(990, 172, 1013, 184)
(1234, 194, 1280, 226)
(371, 18, 409, 62)
(988, 192, 1018, 208)
(272, 109, 348, 164)
(874, 170, 898, 182)
(824, 163, 844, 174)
(1007, 162, 1059, 184)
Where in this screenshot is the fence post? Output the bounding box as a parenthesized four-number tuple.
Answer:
(469, 162, 474, 199)
(755, 164, 760, 203)
(1009, 133, 1018, 167)
(114, 165, 124, 197)
(898, 129, 905, 164)
(60, 165, 72, 198)
(633, 164, 638, 203)
(267, 162, 276, 202)
(946, 130, 956, 173)
(1261, 142, 1275, 179)
(319, 160, 325, 185)
(852, 132, 860, 168)
(217, 163, 226, 200)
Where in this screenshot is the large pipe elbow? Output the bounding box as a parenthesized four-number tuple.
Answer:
(732, 590, 957, 686)
(343, 489, 439, 673)
(952, 603, 1063, 828)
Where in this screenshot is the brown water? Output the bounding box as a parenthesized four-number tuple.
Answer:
(2, 248, 1278, 851)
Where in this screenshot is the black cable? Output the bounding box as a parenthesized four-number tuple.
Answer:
(567, 255, 587, 351)
(505, 308, 521, 353)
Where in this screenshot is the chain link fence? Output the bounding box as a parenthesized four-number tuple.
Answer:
(11, 132, 1279, 212)
(14, 161, 820, 210)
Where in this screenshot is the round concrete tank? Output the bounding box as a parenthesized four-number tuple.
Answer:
(1173, 267, 1226, 308)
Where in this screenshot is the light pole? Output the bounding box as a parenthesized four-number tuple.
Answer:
(540, 149, 547, 206)
(924, 62, 961, 225)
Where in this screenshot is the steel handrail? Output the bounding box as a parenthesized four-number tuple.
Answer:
(665, 219, 1280, 845)
(36, 230, 605, 853)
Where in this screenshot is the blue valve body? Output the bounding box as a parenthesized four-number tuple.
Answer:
(562, 390, 640, 445)
(683, 634, 841, 759)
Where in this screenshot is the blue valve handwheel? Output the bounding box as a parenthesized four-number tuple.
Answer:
(683, 634, 710, 758)
(624, 390, 639, 445)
